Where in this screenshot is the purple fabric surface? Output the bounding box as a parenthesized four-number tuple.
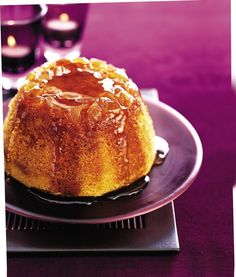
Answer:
(7, 0, 234, 276)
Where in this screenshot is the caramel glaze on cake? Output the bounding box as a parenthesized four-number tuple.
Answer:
(4, 58, 156, 197)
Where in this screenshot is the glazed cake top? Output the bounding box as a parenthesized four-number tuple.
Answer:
(20, 57, 143, 114)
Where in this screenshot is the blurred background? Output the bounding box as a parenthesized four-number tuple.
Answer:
(2, 1, 234, 276)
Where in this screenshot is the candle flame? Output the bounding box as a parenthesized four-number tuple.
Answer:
(7, 20, 15, 26)
(7, 35, 16, 47)
(59, 13, 69, 22)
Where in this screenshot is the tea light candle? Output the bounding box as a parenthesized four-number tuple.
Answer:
(1, 35, 35, 73)
(1, 4, 47, 93)
(2, 35, 31, 57)
(43, 13, 80, 48)
(46, 13, 78, 32)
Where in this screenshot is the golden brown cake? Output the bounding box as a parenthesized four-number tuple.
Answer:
(4, 57, 156, 197)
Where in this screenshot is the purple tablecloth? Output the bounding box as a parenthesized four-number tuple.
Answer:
(7, 0, 234, 276)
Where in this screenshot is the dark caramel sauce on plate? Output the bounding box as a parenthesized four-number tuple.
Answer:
(27, 175, 150, 205)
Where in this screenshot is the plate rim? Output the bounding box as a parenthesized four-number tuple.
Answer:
(5, 99, 203, 224)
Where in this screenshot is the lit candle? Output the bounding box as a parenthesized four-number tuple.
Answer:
(1, 35, 35, 73)
(46, 13, 78, 32)
(2, 36, 31, 58)
(43, 13, 81, 48)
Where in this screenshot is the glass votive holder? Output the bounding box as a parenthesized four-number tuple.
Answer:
(42, 4, 89, 62)
(1, 5, 47, 93)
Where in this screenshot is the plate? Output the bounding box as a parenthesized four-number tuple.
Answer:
(5, 97, 203, 224)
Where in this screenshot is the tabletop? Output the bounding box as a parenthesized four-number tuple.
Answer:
(7, 0, 234, 276)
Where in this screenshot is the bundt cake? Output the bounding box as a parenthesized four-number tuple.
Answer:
(4, 57, 156, 197)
